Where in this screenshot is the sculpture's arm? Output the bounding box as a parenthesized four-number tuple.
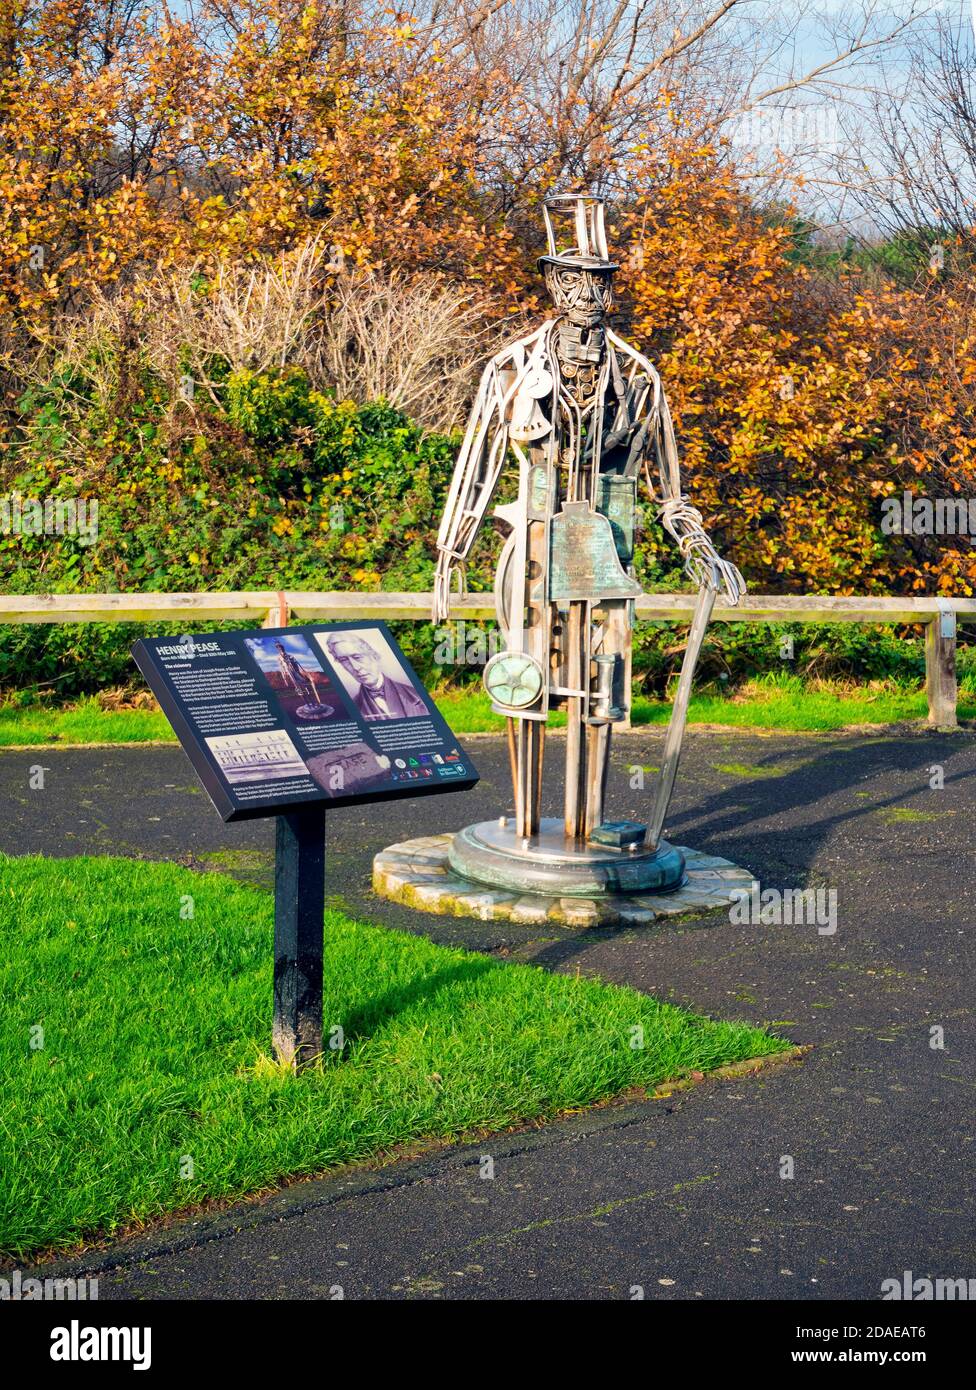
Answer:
(607, 329, 746, 606)
(651, 386, 746, 605)
(432, 332, 543, 622)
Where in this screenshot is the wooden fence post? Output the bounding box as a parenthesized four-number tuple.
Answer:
(263, 589, 290, 629)
(925, 603, 957, 728)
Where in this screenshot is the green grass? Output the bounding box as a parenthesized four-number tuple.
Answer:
(433, 688, 553, 733)
(712, 762, 788, 778)
(438, 674, 970, 733)
(3, 674, 968, 746)
(632, 680, 951, 732)
(0, 695, 172, 745)
(875, 807, 949, 824)
(0, 854, 789, 1259)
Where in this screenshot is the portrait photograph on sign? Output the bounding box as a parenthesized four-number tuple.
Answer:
(315, 627, 429, 721)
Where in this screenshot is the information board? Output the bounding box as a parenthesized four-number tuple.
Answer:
(132, 621, 479, 822)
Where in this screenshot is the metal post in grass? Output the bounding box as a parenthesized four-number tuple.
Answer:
(273, 805, 326, 1070)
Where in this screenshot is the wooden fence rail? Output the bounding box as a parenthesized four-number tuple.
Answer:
(1, 590, 970, 727)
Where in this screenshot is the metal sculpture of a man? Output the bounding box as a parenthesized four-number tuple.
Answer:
(275, 641, 319, 705)
(433, 194, 744, 894)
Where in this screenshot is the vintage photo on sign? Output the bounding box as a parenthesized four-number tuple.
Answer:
(316, 627, 428, 721)
(244, 633, 345, 723)
(205, 729, 308, 785)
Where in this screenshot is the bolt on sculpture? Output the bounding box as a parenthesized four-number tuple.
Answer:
(431, 194, 745, 897)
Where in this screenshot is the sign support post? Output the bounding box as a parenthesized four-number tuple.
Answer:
(273, 805, 326, 1070)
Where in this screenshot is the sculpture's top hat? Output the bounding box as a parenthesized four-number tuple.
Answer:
(538, 193, 618, 272)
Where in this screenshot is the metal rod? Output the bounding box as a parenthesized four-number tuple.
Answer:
(645, 584, 716, 849)
(532, 721, 546, 834)
(583, 721, 610, 838)
(563, 602, 583, 838)
(599, 723, 612, 826)
(517, 717, 531, 834)
(505, 716, 518, 806)
(583, 721, 611, 837)
(525, 720, 538, 837)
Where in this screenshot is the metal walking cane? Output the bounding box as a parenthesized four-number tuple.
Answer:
(645, 580, 717, 851)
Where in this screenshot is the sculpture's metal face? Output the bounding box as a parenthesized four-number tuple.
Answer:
(544, 264, 615, 326)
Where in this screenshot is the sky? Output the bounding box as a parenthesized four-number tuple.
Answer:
(155, 1, 976, 233)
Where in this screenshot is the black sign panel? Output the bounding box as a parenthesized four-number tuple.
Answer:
(132, 621, 479, 822)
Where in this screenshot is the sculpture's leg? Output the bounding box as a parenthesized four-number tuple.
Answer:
(530, 719, 545, 834)
(583, 721, 611, 838)
(511, 716, 545, 838)
(645, 582, 716, 849)
(506, 716, 518, 805)
(523, 504, 547, 838)
(514, 718, 527, 835)
(582, 626, 621, 837)
(563, 601, 585, 839)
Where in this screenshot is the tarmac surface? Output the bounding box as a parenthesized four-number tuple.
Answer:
(4, 727, 974, 1299)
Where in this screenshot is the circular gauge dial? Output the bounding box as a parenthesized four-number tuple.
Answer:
(483, 651, 544, 709)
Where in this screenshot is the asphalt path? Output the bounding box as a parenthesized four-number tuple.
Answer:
(4, 727, 974, 1299)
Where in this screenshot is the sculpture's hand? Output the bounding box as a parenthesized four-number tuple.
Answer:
(432, 549, 455, 623)
(659, 496, 746, 606)
(686, 549, 747, 606)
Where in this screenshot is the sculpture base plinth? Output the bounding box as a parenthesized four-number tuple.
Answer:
(294, 702, 336, 721)
(449, 818, 685, 898)
(373, 829, 755, 929)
